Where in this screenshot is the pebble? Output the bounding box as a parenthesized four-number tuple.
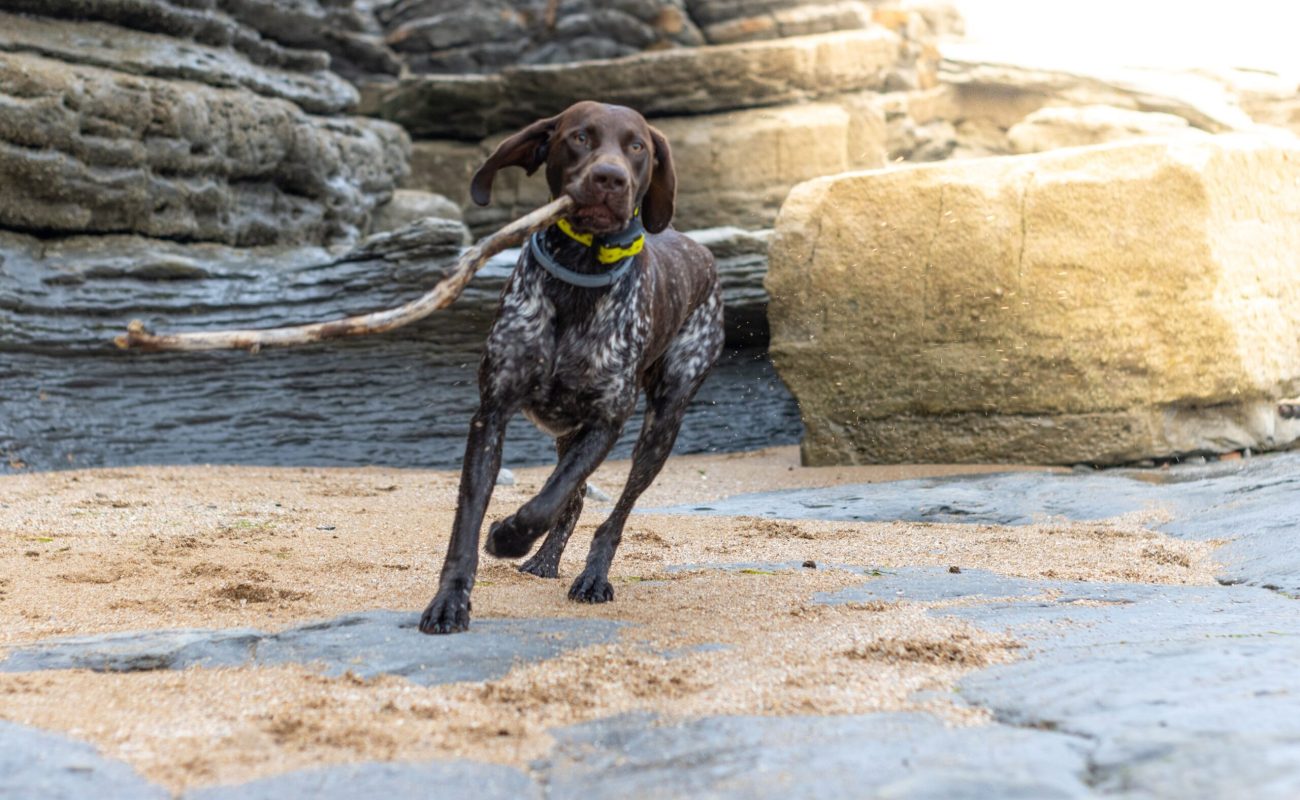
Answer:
(802, 560, 817, 569)
(585, 483, 612, 502)
(948, 565, 962, 574)
(496, 468, 516, 486)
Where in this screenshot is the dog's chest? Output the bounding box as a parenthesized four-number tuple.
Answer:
(541, 290, 647, 409)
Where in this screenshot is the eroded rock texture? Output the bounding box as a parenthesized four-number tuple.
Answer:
(0, 3, 410, 247)
(378, 0, 704, 74)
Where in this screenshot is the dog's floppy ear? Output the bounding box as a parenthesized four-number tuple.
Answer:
(470, 114, 560, 207)
(641, 126, 676, 234)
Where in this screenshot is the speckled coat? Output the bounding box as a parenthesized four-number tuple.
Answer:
(421, 102, 724, 634)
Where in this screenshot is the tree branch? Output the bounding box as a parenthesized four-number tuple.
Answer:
(114, 196, 574, 353)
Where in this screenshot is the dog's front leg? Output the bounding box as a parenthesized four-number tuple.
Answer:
(419, 406, 512, 634)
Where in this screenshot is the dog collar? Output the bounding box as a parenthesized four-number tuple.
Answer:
(529, 208, 644, 288)
(529, 230, 636, 288)
(554, 207, 646, 265)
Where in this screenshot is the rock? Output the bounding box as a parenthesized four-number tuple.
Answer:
(186, 762, 540, 800)
(937, 49, 1266, 159)
(698, 1, 875, 45)
(941, 51, 1260, 133)
(0, 10, 357, 115)
(0, 49, 409, 246)
(0, 611, 624, 685)
(377, 0, 704, 75)
(0, 224, 467, 353)
(584, 483, 612, 502)
(768, 134, 1300, 466)
(659, 447, 1300, 594)
(378, 28, 902, 139)
(15, 0, 401, 83)
(655, 100, 887, 229)
(1, 220, 802, 472)
(0, 721, 166, 800)
(543, 712, 1092, 798)
(497, 467, 517, 486)
(370, 190, 465, 236)
(1007, 105, 1209, 154)
(952, 581, 1300, 799)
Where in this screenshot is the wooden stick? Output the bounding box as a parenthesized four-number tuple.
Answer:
(114, 196, 574, 353)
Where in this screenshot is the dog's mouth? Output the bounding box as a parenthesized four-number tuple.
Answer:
(567, 202, 629, 235)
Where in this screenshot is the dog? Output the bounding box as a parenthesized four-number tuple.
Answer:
(419, 101, 724, 634)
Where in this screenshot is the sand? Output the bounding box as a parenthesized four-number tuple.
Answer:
(0, 447, 1218, 793)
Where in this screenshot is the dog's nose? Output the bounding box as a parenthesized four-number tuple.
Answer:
(590, 163, 629, 195)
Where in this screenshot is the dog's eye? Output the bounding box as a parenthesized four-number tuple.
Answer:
(573, 131, 589, 146)
(629, 141, 644, 153)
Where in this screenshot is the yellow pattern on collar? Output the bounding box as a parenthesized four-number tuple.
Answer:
(554, 213, 646, 265)
(555, 217, 595, 246)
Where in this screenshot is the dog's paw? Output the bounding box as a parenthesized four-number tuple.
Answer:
(419, 587, 472, 634)
(485, 515, 538, 559)
(518, 552, 560, 579)
(568, 572, 615, 604)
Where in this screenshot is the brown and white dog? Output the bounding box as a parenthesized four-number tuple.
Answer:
(420, 102, 723, 634)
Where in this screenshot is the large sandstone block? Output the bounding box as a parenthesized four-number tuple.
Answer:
(0, 50, 408, 246)
(380, 29, 901, 139)
(407, 99, 886, 233)
(768, 135, 1300, 465)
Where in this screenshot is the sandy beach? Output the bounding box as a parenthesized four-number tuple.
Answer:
(0, 447, 1219, 794)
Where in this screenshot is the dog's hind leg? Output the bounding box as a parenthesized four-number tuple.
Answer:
(570, 294, 724, 603)
(518, 490, 583, 578)
(486, 422, 621, 560)
(519, 434, 585, 578)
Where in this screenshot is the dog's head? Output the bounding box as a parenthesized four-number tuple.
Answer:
(469, 101, 676, 236)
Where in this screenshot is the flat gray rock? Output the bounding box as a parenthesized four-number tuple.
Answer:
(815, 566, 1105, 604)
(652, 452, 1300, 593)
(1, 611, 622, 685)
(946, 581, 1300, 799)
(540, 712, 1095, 799)
(0, 721, 166, 800)
(185, 761, 539, 800)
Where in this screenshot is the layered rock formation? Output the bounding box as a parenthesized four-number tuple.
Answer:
(378, 27, 904, 139)
(1006, 105, 1208, 154)
(378, 0, 704, 73)
(768, 135, 1300, 465)
(0, 3, 411, 248)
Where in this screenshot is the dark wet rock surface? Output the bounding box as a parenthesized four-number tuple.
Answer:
(1, 224, 796, 473)
(1, 611, 623, 685)
(655, 452, 1300, 594)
